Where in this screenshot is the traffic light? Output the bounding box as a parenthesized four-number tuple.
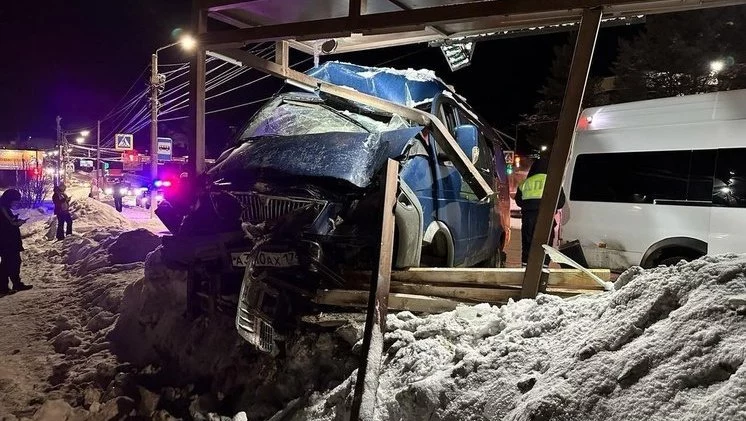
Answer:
(506, 163, 513, 175)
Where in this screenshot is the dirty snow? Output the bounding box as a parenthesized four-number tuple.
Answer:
(2, 183, 746, 421)
(291, 254, 746, 421)
(0, 197, 161, 420)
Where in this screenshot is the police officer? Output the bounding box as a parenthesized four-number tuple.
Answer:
(514, 155, 565, 266)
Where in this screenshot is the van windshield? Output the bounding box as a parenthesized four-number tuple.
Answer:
(242, 101, 368, 138)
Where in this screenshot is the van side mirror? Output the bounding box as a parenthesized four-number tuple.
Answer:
(455, 124, 479, 163)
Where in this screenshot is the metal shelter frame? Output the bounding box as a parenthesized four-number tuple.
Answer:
(186, 1, 745, 419)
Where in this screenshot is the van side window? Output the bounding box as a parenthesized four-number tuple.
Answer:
(687, 149, 716, 202)
(713, 148, 746, 207)
(571, 151, 691, 203)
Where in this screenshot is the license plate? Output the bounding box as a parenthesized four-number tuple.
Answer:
(255, 251, 299, 268)
(231, 252, 252, 267)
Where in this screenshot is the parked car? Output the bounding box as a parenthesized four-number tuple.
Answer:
(561, 88, 746, 272)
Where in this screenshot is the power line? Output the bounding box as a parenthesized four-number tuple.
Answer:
(101, 66, 149, 121)
(206, 96, 274, 115)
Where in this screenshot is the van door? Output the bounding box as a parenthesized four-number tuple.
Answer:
(709, 148, 746, 253)
(431, 97, 470, 265)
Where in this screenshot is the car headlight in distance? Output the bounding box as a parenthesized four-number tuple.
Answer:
(119, 188, 129, 195)
(104, 188, 113, 195)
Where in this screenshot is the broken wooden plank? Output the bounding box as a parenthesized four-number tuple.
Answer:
(545, 287, 606, 298)
(389, 282, 519, 303)
(345, 267, 609, 290)
(314, 290, 460, 313)
(301, 312, 367, 328)
(351, 159, 398, 421)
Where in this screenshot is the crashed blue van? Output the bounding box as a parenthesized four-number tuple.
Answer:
(206, 62, 511, 350)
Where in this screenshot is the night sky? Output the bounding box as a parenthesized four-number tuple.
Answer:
(0, 1, 642, 155)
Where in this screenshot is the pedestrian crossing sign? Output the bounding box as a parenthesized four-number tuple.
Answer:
(115, 133, 134, 151)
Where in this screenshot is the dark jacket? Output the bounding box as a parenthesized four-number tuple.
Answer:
(52, 188, 70, 215)
(515, 157, 566, 212)
(0, 204, 23, 253)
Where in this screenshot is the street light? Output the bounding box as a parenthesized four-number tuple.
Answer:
(710, 60, 725, 73)
(80, 130, 90, 137)
(150, 34, 197, 216)
(76, 136, 86, 144)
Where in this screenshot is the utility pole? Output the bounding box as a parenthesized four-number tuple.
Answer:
(56, 116, 62, 186)
(150, 53, 161, 218)
(96, 120, 101, 198)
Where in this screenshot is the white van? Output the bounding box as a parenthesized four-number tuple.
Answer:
(561, 89, 746, 271)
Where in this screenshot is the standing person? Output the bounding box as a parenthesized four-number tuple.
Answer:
(0, 189, 33, 295)
(112, 180, 124, 212)
(52, 184, 73, 240)
(514, 155, 566, 266)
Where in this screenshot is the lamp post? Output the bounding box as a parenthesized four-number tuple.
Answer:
(150, 35, 196, 216)
(56, 117, 90, 185)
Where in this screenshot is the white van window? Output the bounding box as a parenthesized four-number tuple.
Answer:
(713, 148, 746, 207)
(571, 151, 693, 204)
(688, 149, 717, 202)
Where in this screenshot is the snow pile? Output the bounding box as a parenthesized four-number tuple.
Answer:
(0, 194, 166, 420)
(110, 248, 360, 420)
(68, 197, 133, 232)
(291, 254, 746, 421)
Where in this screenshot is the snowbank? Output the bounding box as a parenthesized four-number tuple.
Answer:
(291, 254, 746, 421)
(110, 248, 360, 420)
(0, 195, 164, 420)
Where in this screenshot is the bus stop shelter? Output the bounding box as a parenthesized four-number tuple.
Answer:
(186, 0, 744, 418)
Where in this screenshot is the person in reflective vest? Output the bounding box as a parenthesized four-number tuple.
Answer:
(514, 156, 565, 266)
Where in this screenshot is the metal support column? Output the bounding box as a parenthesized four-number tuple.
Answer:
(188, 1, 208, 176)
(521, 8, 602, 299)
(350, 159, 398, 421)
(96, 120, 101, 198)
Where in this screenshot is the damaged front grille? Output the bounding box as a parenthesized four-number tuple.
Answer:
(229, 192, 326, 225)
(236, 274, 276, 353)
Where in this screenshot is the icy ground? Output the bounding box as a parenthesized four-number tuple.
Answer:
(2, 193, 746, 421)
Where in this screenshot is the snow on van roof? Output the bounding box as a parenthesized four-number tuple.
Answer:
(579, 89, 746, 132)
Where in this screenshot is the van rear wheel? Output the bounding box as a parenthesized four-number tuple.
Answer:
(658, 255, 693, 267)
(655, 250, 704, 267)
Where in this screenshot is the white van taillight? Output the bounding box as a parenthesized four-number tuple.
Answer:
(577, 115, 593, 130)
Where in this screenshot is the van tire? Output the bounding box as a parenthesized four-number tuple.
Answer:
(640, 238, 708, 269)
(653, 249, 704, 267)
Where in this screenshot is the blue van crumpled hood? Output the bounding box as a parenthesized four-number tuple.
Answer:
(208, 127, 422, 188)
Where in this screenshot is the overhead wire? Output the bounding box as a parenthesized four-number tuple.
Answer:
(102, 42, 295, 142)
(101, 65, 149, 121)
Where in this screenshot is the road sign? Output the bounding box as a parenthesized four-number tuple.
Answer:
(504, 150, 515, 164)
(157, 137, 173, 161)
(79, 159, 94, 168)
(115, 134, 134, 151)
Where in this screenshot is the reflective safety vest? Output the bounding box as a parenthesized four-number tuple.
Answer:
(519, 174, 546, 200)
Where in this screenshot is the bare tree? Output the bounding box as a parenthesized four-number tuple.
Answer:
(16, 159, 51, 209)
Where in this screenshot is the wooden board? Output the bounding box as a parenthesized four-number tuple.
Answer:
(314, 290, 460, 313)
(345, 267, 609, 291)
(389, 282, 519, 303)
